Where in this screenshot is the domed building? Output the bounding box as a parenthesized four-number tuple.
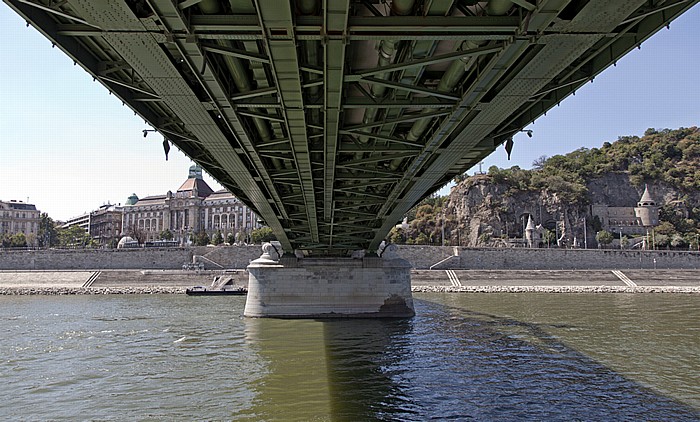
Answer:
(121, 165, 261, 245)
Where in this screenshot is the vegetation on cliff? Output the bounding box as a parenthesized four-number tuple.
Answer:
(390, 127, 700, 249)
(470, 127, 699, 203)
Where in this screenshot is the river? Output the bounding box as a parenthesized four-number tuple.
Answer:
(1, 293, 698, 420)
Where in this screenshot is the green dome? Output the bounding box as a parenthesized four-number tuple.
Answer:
(126, 193, 139, 205)
(188, 164, 203, 179)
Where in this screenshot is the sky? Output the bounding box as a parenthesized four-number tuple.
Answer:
(0, 3, 698, 221)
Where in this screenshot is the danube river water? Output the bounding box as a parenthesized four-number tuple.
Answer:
(1, 293, 698, 420)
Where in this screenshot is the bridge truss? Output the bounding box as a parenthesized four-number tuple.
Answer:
(5, 0, 697, 254)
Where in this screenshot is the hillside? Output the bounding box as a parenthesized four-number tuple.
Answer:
(389, 127, 700, 249)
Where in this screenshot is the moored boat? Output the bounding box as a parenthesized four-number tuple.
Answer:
(185, 286, 246, 296)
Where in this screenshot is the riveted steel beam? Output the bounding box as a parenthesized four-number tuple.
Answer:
(255, 0, 319, 244)
(324, 0, 350, 227)
(201, 42, 270, 64)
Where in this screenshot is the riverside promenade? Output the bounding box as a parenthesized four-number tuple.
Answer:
(0, 268, 698, 295)
(1, 246, 698, 294)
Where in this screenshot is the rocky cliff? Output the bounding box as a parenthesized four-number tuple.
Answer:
(443, 127, 700, 248)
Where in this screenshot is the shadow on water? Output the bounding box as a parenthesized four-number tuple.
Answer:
(242, 299, 699, 421)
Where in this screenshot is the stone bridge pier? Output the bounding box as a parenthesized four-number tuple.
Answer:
(244, 243, 414, 318)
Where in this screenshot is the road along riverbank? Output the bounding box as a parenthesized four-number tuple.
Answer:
(0, 269, 697, 295)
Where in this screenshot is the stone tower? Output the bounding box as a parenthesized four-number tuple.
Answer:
(525, 214, 536, 248)
(634, 185, 659, 227)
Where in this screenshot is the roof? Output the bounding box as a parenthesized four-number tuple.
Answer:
(639, 185, 655, 204)
(205, 189, 236, 200)
(1, 201, 37, 211)
(132, 195, 167, 206)
(177, 177, 214, 197)
(526, 214, 536, 230)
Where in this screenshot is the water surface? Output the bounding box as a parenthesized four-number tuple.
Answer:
(1, 293, 698, 420)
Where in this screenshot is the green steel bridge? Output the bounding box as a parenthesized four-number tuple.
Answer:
(6, 0, 697, 255)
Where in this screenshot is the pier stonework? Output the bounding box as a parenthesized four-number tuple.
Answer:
(244, 244, 414, 318)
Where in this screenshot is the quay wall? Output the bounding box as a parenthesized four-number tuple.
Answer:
(0, 246, 262, 271)
(397, 246, 700, 270)
(1, 245, 698, 270)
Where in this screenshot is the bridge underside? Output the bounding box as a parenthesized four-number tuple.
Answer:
(6, 0, 696, 255)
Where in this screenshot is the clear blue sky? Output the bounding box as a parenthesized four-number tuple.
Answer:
(1, 4, 698, 221)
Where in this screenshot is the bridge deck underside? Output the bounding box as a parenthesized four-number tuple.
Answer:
(6, 0, 696, 254)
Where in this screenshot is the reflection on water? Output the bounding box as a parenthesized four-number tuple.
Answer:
(0, 294, 698, 420)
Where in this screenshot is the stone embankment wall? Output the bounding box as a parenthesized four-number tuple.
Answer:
(397, 245, 700, 270)
(1, 245, 698, 270)
(0, 246, 262, 271)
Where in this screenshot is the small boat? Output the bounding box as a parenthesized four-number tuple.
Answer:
(185, 286, 247, 296)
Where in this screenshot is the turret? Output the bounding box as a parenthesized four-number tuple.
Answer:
(634, 185, 659, 227)
(525, 214, 535, 248)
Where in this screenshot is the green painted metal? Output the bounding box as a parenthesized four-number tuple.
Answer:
(4, 0, 697, 255)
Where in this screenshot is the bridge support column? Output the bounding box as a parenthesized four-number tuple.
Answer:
(244, 243, 414, 318)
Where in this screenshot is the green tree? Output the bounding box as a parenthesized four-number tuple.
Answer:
(415, 233, 429, 245)
(37, 213, 58, 247)
(620, 235, 629, 249)
(542, 229, 556, 247)
(190, 231, 209, 246)
(159, 229, 174, 241)
(58, 225, 91, 247)
(212, 230, 224, 246)
(8, 233, 27, 248)
(388, 227, 404, 244)
(596, 230, 614, 248)
(226, 233, 236, 245)
(250, 227, 276, 244)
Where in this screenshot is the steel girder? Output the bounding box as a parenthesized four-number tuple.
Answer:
(5, 0, 698, 255)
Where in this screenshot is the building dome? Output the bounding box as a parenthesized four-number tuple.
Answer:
(188, 164, 203, 180)
(125, 193, 139, 206)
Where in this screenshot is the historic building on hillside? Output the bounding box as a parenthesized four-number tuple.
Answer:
(591, 185, 659, 236)
(0, 200, 42, 246)
(121, 165, 260, 244)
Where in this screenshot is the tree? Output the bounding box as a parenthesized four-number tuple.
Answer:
(9, 233, 27, 247)
(388, 227, 404, 244)
(596, 230, 614, 248)
(58, 225, 91, 247)
(226, 233, 236, 245)
(37, 213, 58, 247)
(415, 233, 429, 245)
(250, 227, 275, 244)
(126, 224, 147, 245)
(620, 235, 630, 249)
(191, 231, 210, 246)
(159, 229, 174, 241)
(212, 230, 224, 245)
(542, 229, 556, 248)
(532, 155, 548, 170)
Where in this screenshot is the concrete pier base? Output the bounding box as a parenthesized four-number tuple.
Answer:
(244, 244, 414, 318)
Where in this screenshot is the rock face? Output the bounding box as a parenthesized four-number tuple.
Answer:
(444, 172, 697, 248)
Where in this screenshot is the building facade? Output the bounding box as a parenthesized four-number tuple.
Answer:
(591, 185, 659, 236)
(121, 165, 261, 244)
(90, 204, 123, 246)
(62, 204, 123, 247)
(0, 200, 42, 246)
